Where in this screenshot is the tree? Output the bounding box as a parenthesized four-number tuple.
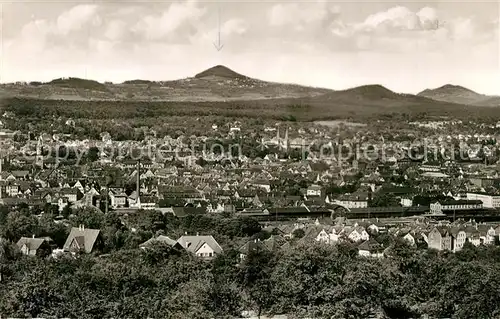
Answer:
(1, 210, 39, 241)
(61, 202, 72, 219)
(370, 193, 401, 207)
(87, 146, 100, 162)
(239, 247, 275, 318)
(292, 228, 305, 239)
(69, 207, 105, 230)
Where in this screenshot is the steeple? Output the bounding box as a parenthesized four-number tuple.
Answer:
(36, 135, 44, 168)
(281, 126, 289, 151)
(136, 161, 141, 209)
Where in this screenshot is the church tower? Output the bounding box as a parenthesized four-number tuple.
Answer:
(35, 136, 44, 168)
(284, 127, 289, 151)
(135, 161, 141, 209)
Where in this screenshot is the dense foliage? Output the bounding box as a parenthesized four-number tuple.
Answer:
(4, 95, 500, 126)
(1, 235, 500, 318)
(0, 206, 499, 318)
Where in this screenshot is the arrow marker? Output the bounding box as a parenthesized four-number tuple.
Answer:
(213, 5, 224, 51)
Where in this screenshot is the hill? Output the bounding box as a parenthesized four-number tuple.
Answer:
(48, 77, 109, 92)
(194, 65, 248, 79)
(339, 84, 401, 100)
(417, 84, 500, 107)
(2, 66, 500, 121)
(0, 65, 329, 101)
(122, 79, 154, 85)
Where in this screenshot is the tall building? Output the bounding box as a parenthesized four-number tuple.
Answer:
(35, 136, 44, 167)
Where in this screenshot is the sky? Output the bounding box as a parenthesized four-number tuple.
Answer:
(0, 0, 499, 95)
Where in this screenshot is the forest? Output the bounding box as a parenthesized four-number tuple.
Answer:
(3, 96, 500, 125)
(1, 206, 500, 318)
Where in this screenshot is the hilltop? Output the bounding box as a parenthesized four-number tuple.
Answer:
(48, 77, 109, 92)
(194, 65, 249, 79)
(337, 85, 402, 100)
(418, 84, 500, 107)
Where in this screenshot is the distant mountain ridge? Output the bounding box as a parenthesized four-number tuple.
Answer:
(1, 65, 499, 115)
(418, 84, 500, 107)
(0, 65, 330, 102)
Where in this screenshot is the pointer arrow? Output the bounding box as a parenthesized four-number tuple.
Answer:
(213, 5, 224, 51)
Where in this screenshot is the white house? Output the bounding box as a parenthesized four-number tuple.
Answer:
(345, 226, 370, 242)
(176, 235, 223, 259)
(306, 184, 322, 197)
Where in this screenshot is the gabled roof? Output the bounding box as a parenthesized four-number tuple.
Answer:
(63, 227, 100, 253)
(177, 235, 223, 255)
(16, 237, 46, 251)
(11, 170, 30, 178)
(140, 235, 181, 248)
(358, 238, 382, 252)
(171, 207, 206, 218)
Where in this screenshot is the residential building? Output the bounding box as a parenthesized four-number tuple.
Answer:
(63, 225, 101, 254)
(176, 235, 223, 259)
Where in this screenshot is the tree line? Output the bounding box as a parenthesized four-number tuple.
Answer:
(1, 206, 500, 318)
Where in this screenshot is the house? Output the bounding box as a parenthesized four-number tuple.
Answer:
(344, 225, 370, 243)
(72, 180, 86, 194)
(60, 187, 79, 202)
(63, 225, 101, 254)
(176, 235, 223, 259)
(16, 236, 52, 257)
(139, 235, 183, 250)
(306, 184, 322, 197)
(427, 227, 452, 251)
(6, 183, 20, 197)
(478, 225, 496, 246)
(11, 170, 30, 180)
(465, 226, 481, 246)
(140, 196, 158, 209)
(315, 228, 332, 244)
(358, 238, 384, 258)
(239, 239, 265, 261)
(251, 179, 271, 193)
(335, 192, 369, 209)
(109, 191, 128, 208)
(450, 228, 467, 252)
(400, 197, 413, 207)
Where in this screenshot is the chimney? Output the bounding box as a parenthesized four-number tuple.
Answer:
(79, 224, 82, 231)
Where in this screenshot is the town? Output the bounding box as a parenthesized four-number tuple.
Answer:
(2, 113, 500, 256)
(2, 106, 500, 317)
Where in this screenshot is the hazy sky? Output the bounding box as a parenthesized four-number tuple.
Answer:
(0, 0, 499, 94)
